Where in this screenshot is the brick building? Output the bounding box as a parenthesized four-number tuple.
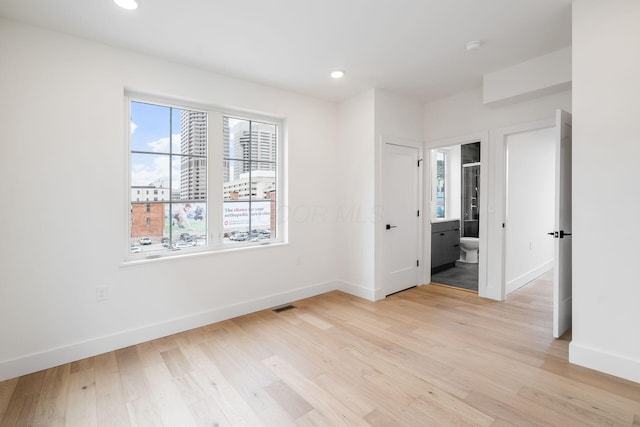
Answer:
(131, 203, 164, 240)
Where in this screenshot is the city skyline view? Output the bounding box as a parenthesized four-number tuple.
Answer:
(130, 102, 277, 193)
(129, 100, 278, 250)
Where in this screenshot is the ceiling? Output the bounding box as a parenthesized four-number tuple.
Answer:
(0, 0, 572, 103)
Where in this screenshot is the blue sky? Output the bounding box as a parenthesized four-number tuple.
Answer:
(130, 102, 249, 189)
(130, 101, 182, 188)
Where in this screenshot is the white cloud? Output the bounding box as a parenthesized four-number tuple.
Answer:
(146, 133, 181, 154)
(147, 137, 170, 153)
(130, 121, 138, 134)
(131, 153, 182, 190)
(131, 133, 184, 190)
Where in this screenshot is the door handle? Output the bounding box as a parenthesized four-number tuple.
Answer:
(548, 231, 572, 238)
(386, 224, 397, 230)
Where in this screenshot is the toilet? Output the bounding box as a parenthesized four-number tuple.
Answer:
(459, 237, 479, 263)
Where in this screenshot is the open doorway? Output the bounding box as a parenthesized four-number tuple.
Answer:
(504, 127, 555, 295)
(430, 142, 481, 292)
(499, 110, 573, 339)
(426, 130, 488, 296)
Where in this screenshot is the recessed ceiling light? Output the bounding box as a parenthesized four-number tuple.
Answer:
(466, 40, 483, 52)
(114, 0, 138, 10)
(330, 70, 345, 79)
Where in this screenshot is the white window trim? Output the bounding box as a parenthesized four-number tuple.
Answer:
(123, 93, 286, 263)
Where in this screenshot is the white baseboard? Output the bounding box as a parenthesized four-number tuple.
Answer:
(337, 280, 377, 301)
(506, 260, 553, 295)
(0, 280, 339, 382)
(570, 341, 640, 384)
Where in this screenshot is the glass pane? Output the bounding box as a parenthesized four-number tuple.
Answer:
(225, 117, 251, 161)
(130, 153, 171, 190)
(130, 101, 209, 255)
(268, 191, 276, 240)
(250, 162, 276, 200)
(130, 102, 171, 153)
(169, 203, 207, 249)
(249, 199, 273, 241)
(224, 159, 250, 200)
(171, 108, 182, 155)
(177, 108, 207, 156)
(223, 200, 250, 243)
(252, 162, 276, 240)
(222, 159, 276, 242)
(223, 116, 230, 161)
(250, 122, 277, 162)
(436, 152, 445, 218)
(176, 155, 207, 201)
(130, 203, 169, 254)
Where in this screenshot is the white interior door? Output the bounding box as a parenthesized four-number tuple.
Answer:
(553, 109, 572, 338)
(382, 143, 420, 296)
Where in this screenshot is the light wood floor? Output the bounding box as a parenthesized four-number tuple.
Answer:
(2, 276, 640, 426)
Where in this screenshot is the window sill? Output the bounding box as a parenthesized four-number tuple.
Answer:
(121, 240, 288, 267)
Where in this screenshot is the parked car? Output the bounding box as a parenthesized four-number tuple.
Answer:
(249, 232, 270, 242)
(174, 240, 196, 249)
(139, 237, 152, 245)
(130, 246, 142, 253)
(233, 232, 249, 241)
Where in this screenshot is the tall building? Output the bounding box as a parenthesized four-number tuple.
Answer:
(223, 170, 276, 200)
(223, 117, 230, 183)
(180, 110, 207, 200)
(229, 120, 277, 181)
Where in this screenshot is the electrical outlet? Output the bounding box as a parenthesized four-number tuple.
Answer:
(96, 286, 109, 302)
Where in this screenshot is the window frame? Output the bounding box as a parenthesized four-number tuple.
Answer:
(124, 93, 286, 262)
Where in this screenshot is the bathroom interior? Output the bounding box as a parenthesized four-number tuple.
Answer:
(430, 141, 480, 292)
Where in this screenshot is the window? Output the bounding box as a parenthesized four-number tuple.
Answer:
(128, 97, 281, 258)
(223, 117, 277, 243)
(435, 151, 445, 218)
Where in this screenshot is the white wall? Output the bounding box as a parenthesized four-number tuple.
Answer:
(570, 0, 640, 383)
(0, 19, 339, 380)
(374, 89, 424, 142)
(483, 47, 572, 105)
(335, 89, 424, 300)
(425, 87, 572, 142)
(336, 90, 376, 299)
(424, 86, 571, 299)
(505, 128, 555, 294)
(373, 90, 425, 297)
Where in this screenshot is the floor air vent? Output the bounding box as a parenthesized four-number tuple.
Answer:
(272, 304, 296, 313)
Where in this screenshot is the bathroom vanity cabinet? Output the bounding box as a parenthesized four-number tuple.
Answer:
(431, 220, 460, 273)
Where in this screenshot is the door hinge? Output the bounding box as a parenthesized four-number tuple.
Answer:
(417, 260, 420, 267)
(417, 210, 420, 217)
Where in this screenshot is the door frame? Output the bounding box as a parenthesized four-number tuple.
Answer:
(375, 136, 424, 299)
(425, 131, 489, 297)
(496, 118, 555, 300)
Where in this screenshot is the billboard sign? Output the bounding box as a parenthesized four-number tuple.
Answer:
(223, 201, 271, 229)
